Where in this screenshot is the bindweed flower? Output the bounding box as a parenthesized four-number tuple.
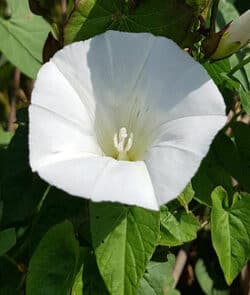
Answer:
(209, 10, 250, 60)
(29, 31, 226, 210)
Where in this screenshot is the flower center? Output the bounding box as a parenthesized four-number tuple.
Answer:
(113, 127, 134, 161)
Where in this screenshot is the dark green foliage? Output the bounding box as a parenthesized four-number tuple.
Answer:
(0, 109, 47, 226)
(0, 0, 250, 294)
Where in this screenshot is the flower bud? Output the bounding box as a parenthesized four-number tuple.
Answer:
(205, 10, 250, 60)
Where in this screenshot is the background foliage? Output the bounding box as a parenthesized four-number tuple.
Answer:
(0, 0, 250, 294)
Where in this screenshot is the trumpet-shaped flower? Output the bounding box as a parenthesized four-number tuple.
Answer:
(210, 10, 250, 60)
(29, 31, 226, 210)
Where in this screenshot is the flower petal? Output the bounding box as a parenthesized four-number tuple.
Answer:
(51, 32, 156, 152)
(52, 31, 155, 115)
(29, 105, 101, 170)
(29, 61, 101, 171)
(132, 37, 225, 125)
(51, 31, 225, 129)
(30, 31, 227, 210)
(145, 115, 226, 205)
(32, 61, 93, 130)
(36, 155, 159, 210)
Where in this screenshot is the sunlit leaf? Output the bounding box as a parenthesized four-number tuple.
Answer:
(178, 182, 194, 212)
(211, 187, 250, 284)
(0, 126, 13, 147)
(90, 202, 160, 295)
(0, 0, 50, 78)
(160, 201, 200, 247)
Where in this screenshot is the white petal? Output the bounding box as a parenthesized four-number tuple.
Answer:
(30, 31, 227, 210)
(145, 115, 226, 205)
(51, 32, 225, 143)
(29, 105, 101, 170)
(51, 32, 156, 155)
(51, 31, 225, 128)
(32, 61, 93, 130)
(132, 37, 225, 125)
(37, 155, 159, 210)
(51, 41, 96, 118)
(52, 31, 155, 115)
(29, 61, 101, 171)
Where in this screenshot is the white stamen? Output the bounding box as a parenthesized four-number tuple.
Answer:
(113, 127, 134, 160)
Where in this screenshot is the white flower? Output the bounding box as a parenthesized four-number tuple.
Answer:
(29, 31, 226, 210)
(211, 10, 250, 60)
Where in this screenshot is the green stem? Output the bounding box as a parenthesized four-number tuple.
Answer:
(37, 185, 51, 212)
(229, 56, 250, 75)
(210, 0, 220, 34)
(3, 254, 18, 268)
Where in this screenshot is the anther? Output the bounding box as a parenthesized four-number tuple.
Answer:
(113, 127, 133, 160)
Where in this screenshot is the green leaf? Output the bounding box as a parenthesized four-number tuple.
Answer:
(232, 122, 250, 166)
(90, 202, 160, 295)
(0, 287, 22, 295)
(239, 88, 250, 114)
(192, 149, 233, 207)
(0, 125, 13, 147)
(0, 127, 13, 182)
(0, 228, 16, 256)
(177, 182, 194, 212)
(82, 248, 109, 295)
(204, 60, 231, 86)
(0, 59, 13, 91)
(0, 109, 47, 225)
(166, 291, 181, 295)
(192, 131, 250, 206)
(63, 247, 109, 295)
(211, 187, 250, 284)
(72, 265, 83, 295)
(195, 259, 229, 295)
(204, 59, 250, 114)
(192, 148, 232, 207)
(217, 0, 239, 30)
(137, 254, 177, 295)
(0, 201, 3, 223)
(65, 0, 197, 46)
(0, 0, 50, 78)
(185, 0, 210, 14)
(26, 221, 82, 295)
(212, 133, 250, 192)
(28, 187, 87, 254)
(160, 201, 200, 247)
(203, 60, 238, 112)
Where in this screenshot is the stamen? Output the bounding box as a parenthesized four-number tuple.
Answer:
(113, 127, 134, 160)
